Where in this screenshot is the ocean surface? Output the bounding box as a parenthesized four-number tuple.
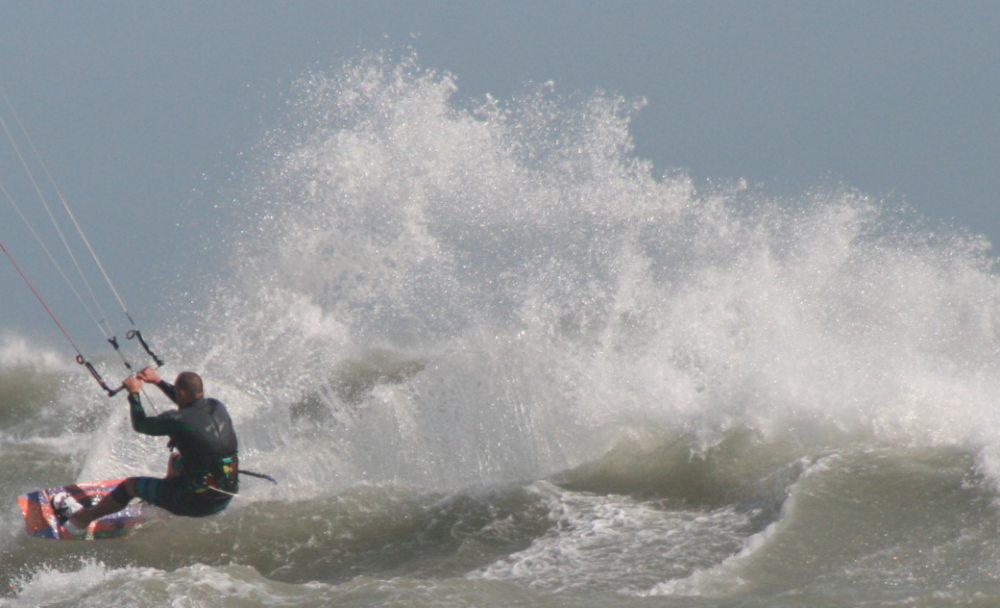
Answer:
(4, 53, 1000, 607)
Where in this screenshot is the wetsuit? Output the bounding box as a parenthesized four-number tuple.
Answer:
(126, 381, 239, 516)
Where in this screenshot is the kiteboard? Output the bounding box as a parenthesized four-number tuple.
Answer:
(17, 479, 149, 540)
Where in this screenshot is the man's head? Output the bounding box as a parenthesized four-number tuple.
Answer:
(174, 371, 204, 407)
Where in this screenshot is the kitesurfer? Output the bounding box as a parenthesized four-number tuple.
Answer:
(53, 367, 239, 535)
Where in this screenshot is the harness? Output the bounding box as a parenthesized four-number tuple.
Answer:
(178, 453, 240, 496)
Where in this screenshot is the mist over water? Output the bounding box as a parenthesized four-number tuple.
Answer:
(4, 52, 1000, 606)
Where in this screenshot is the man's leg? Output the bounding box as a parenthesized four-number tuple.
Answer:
(68, 478, 136, 529)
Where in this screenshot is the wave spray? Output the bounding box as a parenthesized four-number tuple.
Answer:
(166, 52, 1000, 499)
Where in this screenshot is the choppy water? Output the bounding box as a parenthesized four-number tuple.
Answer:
(3, 52, 1000, 607)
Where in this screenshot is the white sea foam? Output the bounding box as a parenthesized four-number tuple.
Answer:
(0, 332, 71, 372)
(472, 482, 758, 595)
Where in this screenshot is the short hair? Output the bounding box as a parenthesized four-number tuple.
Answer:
(175, 371, 204, 397)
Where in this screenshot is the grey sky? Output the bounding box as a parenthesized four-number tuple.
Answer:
(1, 1, 998, 352)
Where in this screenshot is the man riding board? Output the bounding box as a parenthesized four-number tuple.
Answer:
(54, 367, 239, 535)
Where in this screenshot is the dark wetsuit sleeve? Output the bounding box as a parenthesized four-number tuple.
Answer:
(128, 392, 195, 436)
(154, 380, 179, 404)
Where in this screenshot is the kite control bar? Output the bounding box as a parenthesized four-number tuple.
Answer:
(77, 355, 126, 397)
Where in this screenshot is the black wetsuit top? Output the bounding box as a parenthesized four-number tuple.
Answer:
(127, 381, 239, 505)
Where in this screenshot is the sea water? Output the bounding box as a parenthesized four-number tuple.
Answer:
(2, 52, 1000, 607)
